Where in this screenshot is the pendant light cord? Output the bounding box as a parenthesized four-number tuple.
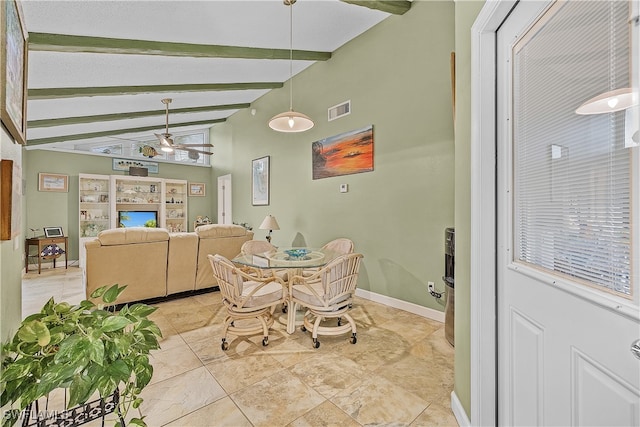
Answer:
(289, 2, 293, 111)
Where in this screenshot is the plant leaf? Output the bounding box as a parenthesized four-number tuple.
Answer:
(0, 357, 33, 381)
(107, 359, 131, 382)
(68, 373, 94, 407)
(90, 285, 108, 299)
(88, 338, 105, 365)
(103, 284, 126, 304)
(128, 304, 157, 318)
(17, 320, 51, 347)
(102, 316, 131, 332)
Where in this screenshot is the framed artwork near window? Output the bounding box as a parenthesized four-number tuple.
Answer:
(188, 182, 205, 197)
(0, 0, 28, 145)
(252, 156, 270, 206)
(38, 173, 68, 192)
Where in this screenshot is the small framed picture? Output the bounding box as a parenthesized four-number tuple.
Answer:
(188, 182, 205, 197)
(43, 226, 64, 238)
(252, 156, 270, 206)
(38, 173, 68, 192)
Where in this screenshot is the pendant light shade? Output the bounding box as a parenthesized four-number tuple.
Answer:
(269, 110, 314, 132)
(576, 87, 639, 115)
(268, 0, 314, 133)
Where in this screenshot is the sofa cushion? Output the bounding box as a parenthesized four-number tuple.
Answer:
(196, 224, 249, 239)
(98, 227, 170, 246)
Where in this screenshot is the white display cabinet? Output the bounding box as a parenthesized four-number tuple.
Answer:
(163, 179, 188, 232)
(78, 174, 111, 268)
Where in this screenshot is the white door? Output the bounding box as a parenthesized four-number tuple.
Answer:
(217, 174, 232, 224)
(497, 1, 640, 425)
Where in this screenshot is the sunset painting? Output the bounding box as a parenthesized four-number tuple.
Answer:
(312, 125, 374, 180)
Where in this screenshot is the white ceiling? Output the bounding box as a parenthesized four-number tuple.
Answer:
(20, 0, 395, 151)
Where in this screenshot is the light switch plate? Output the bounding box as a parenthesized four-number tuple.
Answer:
(340, 184, 348, 193)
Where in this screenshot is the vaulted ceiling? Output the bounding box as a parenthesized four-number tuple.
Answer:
(21, 0, 411, 153)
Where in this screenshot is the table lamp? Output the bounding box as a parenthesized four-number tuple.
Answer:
(259, 215, 280, 243)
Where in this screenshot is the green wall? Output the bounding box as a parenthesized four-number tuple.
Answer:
(219, 0, 455, 313)
(0, 127, 24, 341)
(24, 150, 216, 260)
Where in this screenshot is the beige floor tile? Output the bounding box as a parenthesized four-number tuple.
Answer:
(410, 402, 459, 427)
(139, 366, 226, 426)
(231, 372, 326, 427)
(290, 352, 369, 399)
(331, 375, 428, 426)
(287, 400, 361, 427)
(149, 343, 204, 384)
(376, 352, 454, 404)
(204, 350, 286, 394)
(165, 396, 252, 426)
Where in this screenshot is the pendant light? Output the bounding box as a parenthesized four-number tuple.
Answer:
(268, 0, 314, 133)
(575, 2, 638, 115)
(575, 88, 638, 115)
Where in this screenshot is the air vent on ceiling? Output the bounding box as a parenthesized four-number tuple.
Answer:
(328, 100, 351, 121)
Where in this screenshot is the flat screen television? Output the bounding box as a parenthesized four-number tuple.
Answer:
(118, 211, 158, 228)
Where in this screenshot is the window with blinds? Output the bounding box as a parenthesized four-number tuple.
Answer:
(512, 0, 635, 297)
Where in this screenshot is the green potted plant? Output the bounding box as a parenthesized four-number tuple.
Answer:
(1, 284, 162, 427)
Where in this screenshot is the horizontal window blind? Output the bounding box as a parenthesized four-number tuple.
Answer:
(513, 0, 633, 297)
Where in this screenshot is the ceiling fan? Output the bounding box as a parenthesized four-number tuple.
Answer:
(155, 98, 214, 157)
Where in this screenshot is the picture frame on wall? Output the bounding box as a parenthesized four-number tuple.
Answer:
(252, 156, 270, 206)
(188, 182, 205, 197)
(0, 0, 28, 145)
(38, 173, 68, 192)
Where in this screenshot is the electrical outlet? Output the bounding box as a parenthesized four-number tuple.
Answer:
(340, 184, 348, 193)
(428, 281, 435, 290)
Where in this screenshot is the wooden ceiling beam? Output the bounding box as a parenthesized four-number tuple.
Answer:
(28, 103, 250, 128)
(28, 83, 282, 100)
(340, 0, 411, 15)
(28, 32, 332, 61)
(27, 118, 226, 146)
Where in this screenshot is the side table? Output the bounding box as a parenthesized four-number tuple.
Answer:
(25, 236, 69, 274)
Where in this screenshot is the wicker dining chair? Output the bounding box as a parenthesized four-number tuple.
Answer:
(302, 238, 354, 277)
(208, 254, 286, 350)
(289, 252, 364, 348)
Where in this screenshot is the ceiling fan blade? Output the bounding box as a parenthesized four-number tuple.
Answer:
(176, 143, 214, 148)
(155, 133, 173, 146)
(178, 147, 213, 155)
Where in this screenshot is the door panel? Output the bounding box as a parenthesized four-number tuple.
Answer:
(497, 1, 640, 425)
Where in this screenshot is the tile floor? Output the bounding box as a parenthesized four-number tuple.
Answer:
(21, 266, 458, 427)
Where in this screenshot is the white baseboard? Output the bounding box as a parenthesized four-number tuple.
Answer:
(451, 390, 471, 427)
(355, 288, 445, 323)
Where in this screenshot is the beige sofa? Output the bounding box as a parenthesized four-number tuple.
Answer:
(85, 225, 253, 304)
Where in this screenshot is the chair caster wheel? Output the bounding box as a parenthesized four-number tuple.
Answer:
(262, 337, 269, 346)
(301, 325, 307, 332)
(350, 334, 357, 344)
(313, 339, 320, 349)
(221, 340, 229, 351)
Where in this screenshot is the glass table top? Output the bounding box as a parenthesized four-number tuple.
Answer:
(232, 246, 342, 269)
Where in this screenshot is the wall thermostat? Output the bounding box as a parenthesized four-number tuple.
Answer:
(340, 184, 348, 193)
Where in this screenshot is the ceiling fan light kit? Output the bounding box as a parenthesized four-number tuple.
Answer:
(269, 0, 314, 133)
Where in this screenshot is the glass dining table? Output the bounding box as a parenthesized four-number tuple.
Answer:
(232, 246, 342, 333)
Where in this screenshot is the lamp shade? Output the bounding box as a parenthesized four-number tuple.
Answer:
(268, 111, 314, 133)
(259, 215, 280, 231)
(576, 88, 638, 115)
